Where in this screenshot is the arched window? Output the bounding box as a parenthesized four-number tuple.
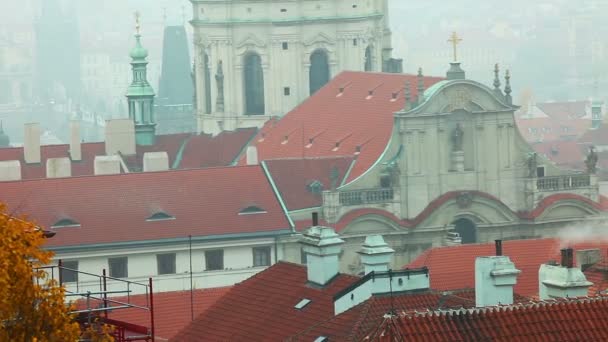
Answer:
(243, 53, 265, 115)
(309, 49, 330, 95)
(453, 218, 477, 244)
(364, 46, 373, 72)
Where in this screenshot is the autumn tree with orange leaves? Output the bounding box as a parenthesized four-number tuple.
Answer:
(0, 205, 80, 341)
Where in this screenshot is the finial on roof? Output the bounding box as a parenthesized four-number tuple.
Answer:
(404, 81, 411, 110)
(447, 31, 463, 62)
(417, 68, 425, 104)
(135, 11, 141, 35)
(493, 63, 503, 98)
(505, 69, 512, 105)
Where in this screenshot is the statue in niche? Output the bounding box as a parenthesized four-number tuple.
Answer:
(585, 146, 598, 174)
(215, 60, 225, 112)
(451, 123, 464, 152)
(526, 152, 538, 178)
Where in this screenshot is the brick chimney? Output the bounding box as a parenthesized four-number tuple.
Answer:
(23, 123, 41, 164)
(475, 240, 521, 307)
(539, 248, 592, 300)
(300, 214, 344, 286)
(69, 120, 81, 161)
(358, 235, 395, 274)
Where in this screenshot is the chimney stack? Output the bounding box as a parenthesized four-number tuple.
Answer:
(246, 146, 258, 165)
(143, 152, 169, 172)
(105, 119, 136, 156)
(69, 120, 81, 161)
(46, 157, 72, 178)
(94, 155, 122, 175)
(23, 123, 41, 164)
(0, 160, 22, 181)
(539, 248, 592, 300)
(475, 252, 521, 307)
(300, 216, 344, 286)
(358, 235, 395, 274)
(495, 240, 503, 256)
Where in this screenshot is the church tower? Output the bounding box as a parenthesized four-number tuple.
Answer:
(126, 15, 156, 146)
(191, 0, 399, 134)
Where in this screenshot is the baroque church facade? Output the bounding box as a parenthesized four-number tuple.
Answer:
(191, 0, 401, 134)
(311, 63, 605, 270)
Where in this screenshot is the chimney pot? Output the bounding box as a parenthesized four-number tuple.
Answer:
(312, 212, 319, 226)
(560, 248, 574, 268)
(495, 240, 503, 256)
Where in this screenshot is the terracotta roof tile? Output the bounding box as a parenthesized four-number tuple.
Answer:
(264, 157, 354, 210)
(171, 262, 358, 341)
(407, 239, 608, 297)
(0, 165, 292, 248)
(370, 296, 608, 341)
(179, 128, 257, 169)
(243, 71, 443, 184)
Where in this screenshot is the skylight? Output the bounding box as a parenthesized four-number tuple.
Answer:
(238, 206, 267, 215)
(51, 218, 80, 229)
(294, 298, 312, 310)
(146, 212, 175, 222)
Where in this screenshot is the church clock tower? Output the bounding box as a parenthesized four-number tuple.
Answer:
(126, 14, 156, 146)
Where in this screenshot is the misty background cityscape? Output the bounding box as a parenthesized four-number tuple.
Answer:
(1, 0, 607, 143)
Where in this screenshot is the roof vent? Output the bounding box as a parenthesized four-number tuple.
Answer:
(314, 337, 328, 342)
(305, 138, 314, 149)
(51, 218, 80, 229)
(257, 133, 266, 143)
(146, 212, 175, 222)
(354, 145, 362, 156)
(366, 90, 373, 100)
(294, 298, 312, 310)
(390, 92, 398, 102)
(337, 87, 345, 97)
(332, 142, 340, 152)
(239, 206, 267, 215)
(281, 135, 289, 145)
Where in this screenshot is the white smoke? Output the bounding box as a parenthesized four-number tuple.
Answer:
(557, 220, 608, 249)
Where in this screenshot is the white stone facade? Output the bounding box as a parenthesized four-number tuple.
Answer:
(191, 0, 393, 134)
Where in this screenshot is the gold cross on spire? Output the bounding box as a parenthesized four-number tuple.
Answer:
(447, 31, 463, 62)
(134, 11, 141, 35)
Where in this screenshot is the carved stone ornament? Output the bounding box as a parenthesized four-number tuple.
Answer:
(456, 192, 473, 209)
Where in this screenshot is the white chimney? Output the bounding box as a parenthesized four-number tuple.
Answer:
(358, 235, 395, 274)
(246, 146, 258, 165)
(105, 119, 136, 156)
(143, 152, 169, 172)
(94, 155, 122, 175)
(0, 160, 21, 181)
(69, 120, 81, 161)
(46, 157, 71, 178)
(23, 123, 41, 164)
(300, 214, 344, 286)
(539, 248, 592, 300)
(475, 240, 521, 307)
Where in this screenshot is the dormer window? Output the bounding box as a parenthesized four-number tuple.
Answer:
(51, 218, 80, 229)
(146, 212, 175, 222)
(239, 206, 267, 215)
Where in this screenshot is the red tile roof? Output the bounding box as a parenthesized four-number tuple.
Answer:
(242, 71, 443, 184)
(407, 239, 608, 297)
(369, 296, 608, 341)
(531, 140, 586, 170)
(579, 123, 608, 146)
(0, 129, 256, 179)
(515, 116, 592, 143)
(105, 287, 231, 341)
(264, 157, 354, 211)
(171, 261, 358, 341)
(537, 101, 590, 120)
(0, 165, 292, 248)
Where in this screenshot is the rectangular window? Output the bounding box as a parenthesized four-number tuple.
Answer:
(253, 247, 271, 267)
(284, 87, 291, 96)
(205, 250, 224, 271)
(157, 253, 176, 275)
(61, 260, 78, 283)
(109, 257, 128, 278)
(282, 42, 289, 50)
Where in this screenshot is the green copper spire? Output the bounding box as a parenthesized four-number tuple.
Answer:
(126, 12, 156, 146)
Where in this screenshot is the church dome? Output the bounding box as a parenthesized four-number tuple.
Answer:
(130, 35, 148, 60)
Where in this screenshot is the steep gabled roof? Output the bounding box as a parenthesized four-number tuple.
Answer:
(243, 71, 443, 184)
(263, 156, 354, 211)
(171, 262, 358, 341)
(0, 165, 292, 248)
(407, 239, 608, 297)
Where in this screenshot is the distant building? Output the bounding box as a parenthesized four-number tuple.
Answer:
(191, 0, 402, 134)
(156, 25, 195, 135)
